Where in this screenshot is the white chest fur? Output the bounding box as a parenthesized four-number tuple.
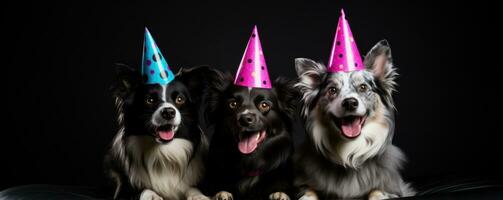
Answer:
(125, 136, 205, 200)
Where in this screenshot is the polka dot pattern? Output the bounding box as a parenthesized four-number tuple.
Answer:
(327, 9, 364, 73)
(233, 26, 271, 89)
(141, 28, 175, 85)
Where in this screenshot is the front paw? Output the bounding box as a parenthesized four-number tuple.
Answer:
(188, 194, 211, 200)
(299, 190, 318, 200)
(269, 192, 290, 200)
(140, 189, 163, 200)
(368, 190, 399, 200)
(213, 191, 233, 200)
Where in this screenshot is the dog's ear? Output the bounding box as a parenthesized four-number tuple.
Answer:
(273, 77, 299, 119)
(364, 40, 397, 107)
(177, 66, 226, 129)
(209, 71, 233, 94)
(176, 66, 223, 105)
(294, 58, 327, 92)
(294, 58, 326, 117)
(205, 71, 233, 122)
(111, 63, 140, 99)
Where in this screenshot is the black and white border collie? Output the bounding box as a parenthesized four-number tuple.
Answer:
(203, 72, 298, 200)
(104, 64, 219, 200)
(294, 40, 415, 200)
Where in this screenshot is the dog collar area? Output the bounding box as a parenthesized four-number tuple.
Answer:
(244, 169, 263, 177)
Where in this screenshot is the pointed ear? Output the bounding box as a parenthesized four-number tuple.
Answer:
(294, 58, 327, 118)
(294, 58, 327, 92)
(111, 63, 140, 99)
(364, 40, 397, 107)
(273, 77, 299, 119)
(364, 40, 396, 83)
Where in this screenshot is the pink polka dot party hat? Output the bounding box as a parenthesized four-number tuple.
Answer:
(233, 26, 272, 89)
(328, 9, 364, 73)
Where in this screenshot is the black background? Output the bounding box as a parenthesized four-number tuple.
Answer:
(1, 0, 498, 192)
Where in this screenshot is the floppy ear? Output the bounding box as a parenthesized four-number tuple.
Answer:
(294, 58, 327, 117)
(176, 66, 223, 105)
(111, 63, 141, 99)
(273, 77, 299, 119)
(364, 40, 397, 107)
(204, 71, 233, 125)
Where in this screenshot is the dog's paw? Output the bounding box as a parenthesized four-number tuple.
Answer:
(269, 192, 290, 200)
(213, 191, 233, 200)
(140, 189, 163, 200)
(188, 194, 211, 200)
(299, 190, 319, 200)
(368, 190, 399, 200)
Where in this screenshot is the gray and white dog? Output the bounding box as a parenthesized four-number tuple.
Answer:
(294, 40, 415, 200)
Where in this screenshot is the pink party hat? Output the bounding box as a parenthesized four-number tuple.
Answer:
(328, 9, 364, 73)
(233, 26, 272, 89)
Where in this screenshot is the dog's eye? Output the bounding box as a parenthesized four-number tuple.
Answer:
(258, 101, 271, 113)
(175, 95, 185, 106)
(145, 97, 156, 105)
(229, 100, 238, 109)
(359, 84, 368, 92)
(328, 87, 337, 95)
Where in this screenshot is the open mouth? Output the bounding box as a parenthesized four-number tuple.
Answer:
(155, 125, 176, 143)
(334, 116, 366, 138)
(238, 130, 267, 154)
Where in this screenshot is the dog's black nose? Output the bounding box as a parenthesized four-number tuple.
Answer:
(161, 107, 176, 120)
(342, 98, 358, 111)
(238, 113, 256, 127)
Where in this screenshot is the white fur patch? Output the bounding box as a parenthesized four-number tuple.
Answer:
(310, 101, 390, 168)
(152, 102, 181, 128)
(140, 189, 163, 200)
(161, 84, 167, 101)
(299, 195, 318, 200)
(125, 136, 205, 200)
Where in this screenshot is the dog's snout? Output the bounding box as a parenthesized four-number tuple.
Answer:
(161, 107, 176, 120)
(238, 113, 257, 127)
(342, 98, 358, 111)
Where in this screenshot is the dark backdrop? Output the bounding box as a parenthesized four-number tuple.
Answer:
(1, 0, 498, 191)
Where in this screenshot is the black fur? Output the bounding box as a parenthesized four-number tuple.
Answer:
(104, 64, 220, 199)
(202, 72, 298, 200)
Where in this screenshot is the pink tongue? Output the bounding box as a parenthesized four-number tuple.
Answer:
(341, 117, 362, 138)
(238, 132, 260, 154)
(158, 130, 174, 141)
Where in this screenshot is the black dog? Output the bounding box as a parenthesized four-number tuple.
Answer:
(202, 72, 298, 200)
(104, 64, 219, 200)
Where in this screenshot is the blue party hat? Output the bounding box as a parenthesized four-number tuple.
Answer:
(141, 28, 175, 85)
